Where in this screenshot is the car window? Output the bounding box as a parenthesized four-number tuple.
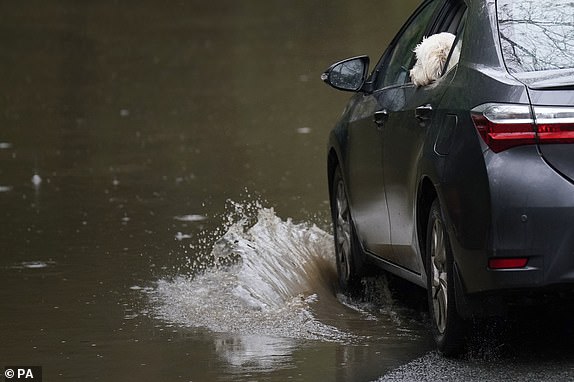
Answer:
(444, 11, 466, 73)
(375, 0, 441, 89)
(498, 0, 574, 72)
(432, 1, 465, 35)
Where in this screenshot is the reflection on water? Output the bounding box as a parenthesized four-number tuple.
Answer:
(215, 335, 295, 372)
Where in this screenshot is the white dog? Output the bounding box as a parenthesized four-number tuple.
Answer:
(410, 32, 456, 87)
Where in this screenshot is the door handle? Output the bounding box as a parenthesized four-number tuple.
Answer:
(374, 109, 389, 128)
(415, 104, 433, 123)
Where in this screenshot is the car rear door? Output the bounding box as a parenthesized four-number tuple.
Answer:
(356, 0, 443, 268)
(381, 84, 451, 272)
(343, 0, 442, 263)
(376, 0, 466, 272)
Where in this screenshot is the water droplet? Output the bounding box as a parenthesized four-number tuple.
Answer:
(173, 214, 207, 222)
(32, 174, 42, 186)
(175, 232, 192, 241)
(21, 261, 49, 269)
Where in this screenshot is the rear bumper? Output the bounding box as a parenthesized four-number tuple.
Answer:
(450, 146, 574, 296)
(454, 262, 574, 319)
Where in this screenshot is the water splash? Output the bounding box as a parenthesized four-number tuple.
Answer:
(150, 203, 349, 341)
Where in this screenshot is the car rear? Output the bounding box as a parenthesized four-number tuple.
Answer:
(456, 0, 574, 301)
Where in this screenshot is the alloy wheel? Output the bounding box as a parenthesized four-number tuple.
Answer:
(430, 218, 448, 334)
(335, 180, 352, 283)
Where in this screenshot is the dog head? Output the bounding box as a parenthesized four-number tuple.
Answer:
(410, 32, 456, 87)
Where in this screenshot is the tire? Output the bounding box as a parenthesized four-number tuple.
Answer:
(426, 198, 467, 356)
(331, 166, 365, 294)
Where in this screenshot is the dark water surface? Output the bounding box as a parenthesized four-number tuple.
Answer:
(0, 1, 432, 381)
(4, 1, 574, 382)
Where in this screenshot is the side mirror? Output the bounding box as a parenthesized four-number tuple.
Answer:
(321, 56, 370, 92)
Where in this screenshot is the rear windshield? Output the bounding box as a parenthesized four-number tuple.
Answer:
(497, 0, 574, 73)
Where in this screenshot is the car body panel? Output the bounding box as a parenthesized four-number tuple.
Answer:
(379, 78, 451, 272)
(345, 92, 393, 258)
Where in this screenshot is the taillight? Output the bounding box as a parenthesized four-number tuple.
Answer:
(471, 103, 574, 153)
(488, 257, 528, 270)
(471, 104, 536, 153)
(534, 106, 574, 144)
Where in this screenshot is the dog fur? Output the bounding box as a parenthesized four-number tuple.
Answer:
(410, 32, 456, 87)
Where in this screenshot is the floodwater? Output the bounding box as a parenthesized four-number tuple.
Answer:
(3, 1, 574, 381)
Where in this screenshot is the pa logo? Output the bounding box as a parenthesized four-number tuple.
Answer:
(4, 367, 42, 381)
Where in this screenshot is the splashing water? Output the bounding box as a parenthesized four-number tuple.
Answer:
(150, 204, 351, 341)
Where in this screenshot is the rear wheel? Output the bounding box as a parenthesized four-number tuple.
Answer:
(426, 199, 467, 356)
(331, 166, 364, 293)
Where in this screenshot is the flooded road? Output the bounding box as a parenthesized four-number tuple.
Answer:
(2, 1, 574, 381)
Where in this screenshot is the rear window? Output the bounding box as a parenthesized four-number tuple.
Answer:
(497, 0, 574, 73)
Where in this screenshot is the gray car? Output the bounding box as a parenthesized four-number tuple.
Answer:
(322, 0, 574, 355)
